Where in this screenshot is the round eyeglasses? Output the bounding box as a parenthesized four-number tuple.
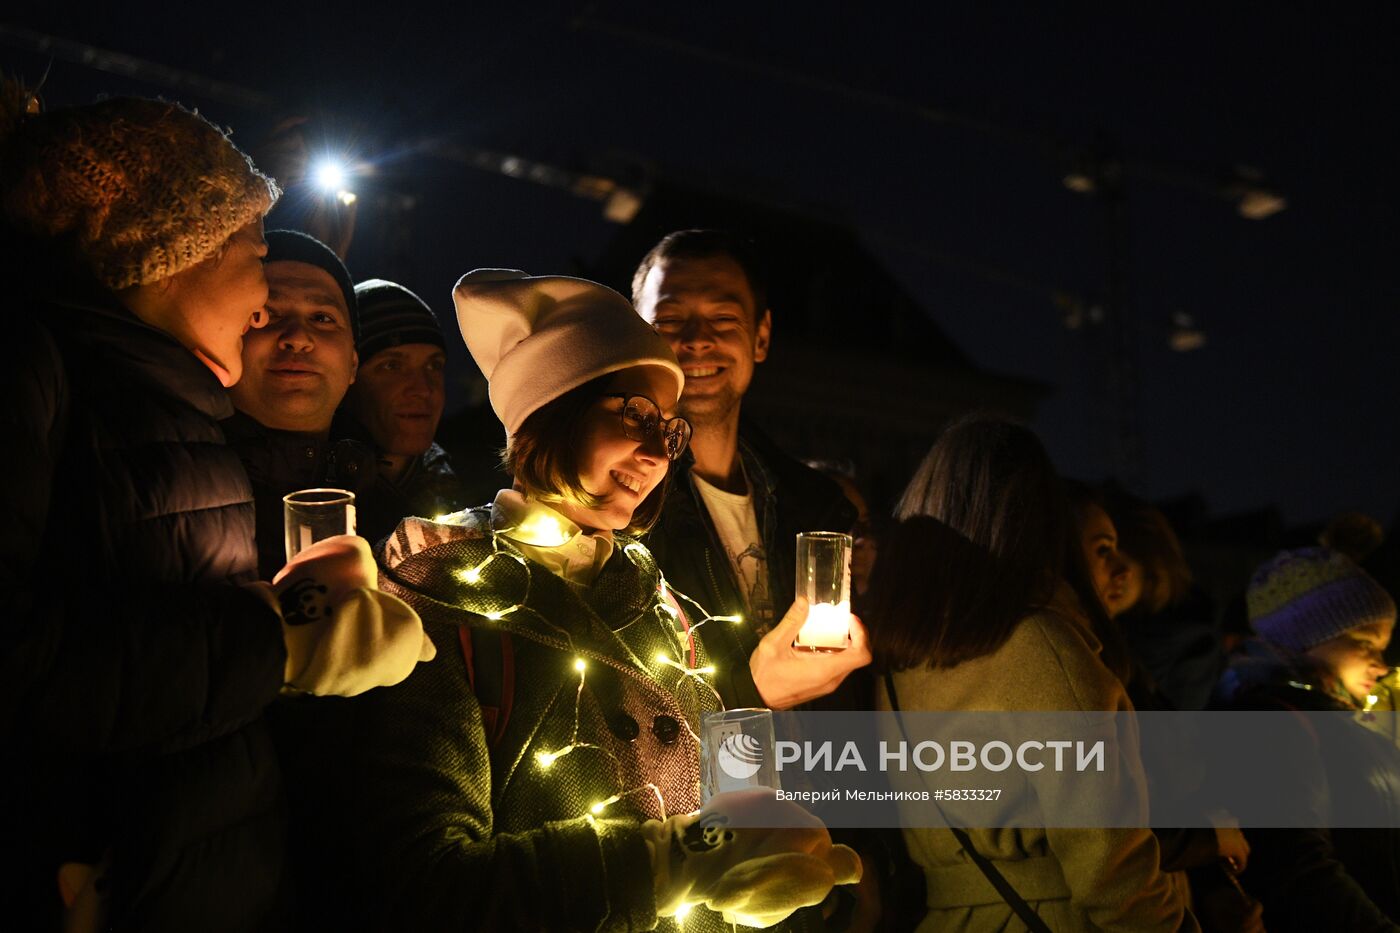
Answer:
(604, 394, 692, 461)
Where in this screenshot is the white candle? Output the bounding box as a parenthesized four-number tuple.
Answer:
(797, 601, 851, 650)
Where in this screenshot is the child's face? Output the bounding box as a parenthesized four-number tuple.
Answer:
(1306, 619, 1394, 704)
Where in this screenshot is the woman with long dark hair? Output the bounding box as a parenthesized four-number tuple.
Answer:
(870, 416, 1194, 931)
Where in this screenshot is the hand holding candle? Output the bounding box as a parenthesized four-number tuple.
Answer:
(748, 598, 872, 709)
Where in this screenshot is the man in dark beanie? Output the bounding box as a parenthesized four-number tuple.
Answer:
(225, 230, 375, 578)
(336, 278, 467, 544)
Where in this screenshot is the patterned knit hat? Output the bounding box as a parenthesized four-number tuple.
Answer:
(353, 278, 444, 362)
(1246, 547, 1396, 651)
(0, 85, 278, 290)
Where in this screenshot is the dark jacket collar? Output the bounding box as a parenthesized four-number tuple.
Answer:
(43, 289, 233, 421)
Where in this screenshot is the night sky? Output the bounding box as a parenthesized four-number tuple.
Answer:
(6, 2, 1397, 527)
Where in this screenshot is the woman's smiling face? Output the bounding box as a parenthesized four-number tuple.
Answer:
(554, 366, 674, 533)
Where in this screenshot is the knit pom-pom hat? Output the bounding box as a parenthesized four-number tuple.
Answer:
(0, 82, 278, 290)
(1246, 546, 1396, 651)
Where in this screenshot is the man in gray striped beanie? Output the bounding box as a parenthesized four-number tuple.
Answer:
(342, 279, 467, 541)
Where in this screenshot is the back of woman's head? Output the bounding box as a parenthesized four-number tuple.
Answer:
(872, 415, 1072, 671)
(895, 416, 1067, 560)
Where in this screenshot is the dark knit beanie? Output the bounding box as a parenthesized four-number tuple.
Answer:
(353, 278, 445, 362)
(1247, 546, 1396, 651)
(264, 229, 358, 340)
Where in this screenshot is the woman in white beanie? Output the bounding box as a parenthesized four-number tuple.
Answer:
(274, 270, 861, 932)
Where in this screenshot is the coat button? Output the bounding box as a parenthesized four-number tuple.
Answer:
(652, 714, 681, 745)
(606, 711, 639, 742)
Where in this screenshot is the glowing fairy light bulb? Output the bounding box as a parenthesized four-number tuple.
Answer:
(590, 794, 621, 815)
(674, 902, 693, 921)
(712, 614, 744, 625)
(515, 510, 570, 547)
(459, 564, 483, 585)
(574, 658, 587, 673)
(1367, 694, 1379, 709)
(536, 750, 560, 769)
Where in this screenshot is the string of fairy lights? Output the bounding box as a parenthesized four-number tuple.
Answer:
(415, 510, 749, 825)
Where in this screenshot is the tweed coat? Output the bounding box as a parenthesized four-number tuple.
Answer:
(273, 505, 771, 932)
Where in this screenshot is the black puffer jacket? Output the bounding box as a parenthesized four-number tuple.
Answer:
(1, 292, 290, 931)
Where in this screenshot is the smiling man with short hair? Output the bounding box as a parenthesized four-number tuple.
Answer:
(632, 229, 861, 709)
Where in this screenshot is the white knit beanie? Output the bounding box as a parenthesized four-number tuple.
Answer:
(453, 269, 684, 436)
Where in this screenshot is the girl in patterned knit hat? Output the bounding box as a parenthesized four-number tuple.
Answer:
(1234, 546, 1395, 709)
(0, 83, 430, 930)
(1214, 547, 1400, 928)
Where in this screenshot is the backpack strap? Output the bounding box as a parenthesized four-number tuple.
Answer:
(459, 625, 515, 750)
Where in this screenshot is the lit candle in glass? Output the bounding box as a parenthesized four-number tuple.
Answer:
(795, 531, 852, 652)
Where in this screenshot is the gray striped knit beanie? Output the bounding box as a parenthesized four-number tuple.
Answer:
(354, 278, 444, 361)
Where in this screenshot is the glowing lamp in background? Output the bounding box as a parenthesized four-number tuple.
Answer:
(794, 531, 852, 652)
(311, 158, 356, 205)
(312, 159, 346, 192)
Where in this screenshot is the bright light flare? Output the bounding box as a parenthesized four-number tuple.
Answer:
(312, 159, 347, 192)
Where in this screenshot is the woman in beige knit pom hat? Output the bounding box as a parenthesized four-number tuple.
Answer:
(0, 84, 431, 931)
(273, 269, 862, 932)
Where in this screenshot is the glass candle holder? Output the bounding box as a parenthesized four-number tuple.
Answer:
(701, 708, 780, 802)
(284, 488, 356, 562)
(795, 531, 852, 652)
